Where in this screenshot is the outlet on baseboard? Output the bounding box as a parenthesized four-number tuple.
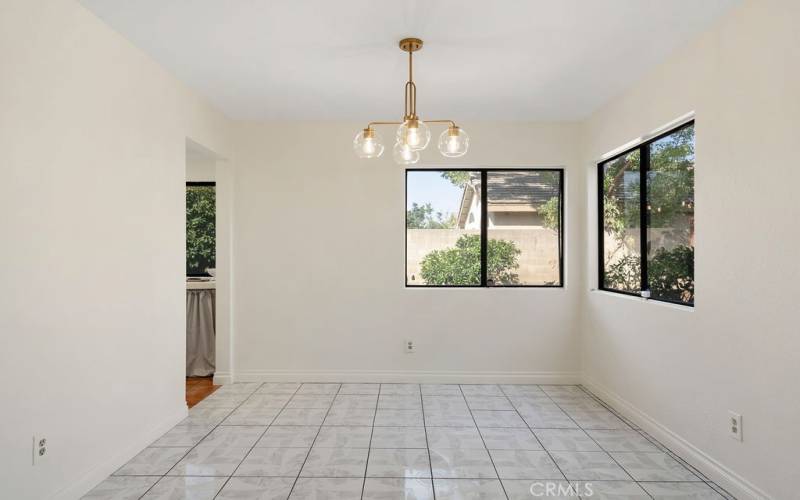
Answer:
(32, 435, 47, 465)
(728, 411, 742, 441)
(405, 340, 416, 354)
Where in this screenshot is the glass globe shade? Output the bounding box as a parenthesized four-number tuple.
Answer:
(438, 126, 470, 158)
(353, 129, 384, 159)
(392, 141, 420, 165)
(396, 119, 431, 151)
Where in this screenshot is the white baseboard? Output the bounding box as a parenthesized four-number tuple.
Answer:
(51, 405, 188, 500)
(233, 369, 580, 385)
(213, 371, 233, 385)
(582, 377, 770, 500)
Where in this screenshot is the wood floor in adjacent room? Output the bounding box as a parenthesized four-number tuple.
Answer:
(186, 376, 219, 408)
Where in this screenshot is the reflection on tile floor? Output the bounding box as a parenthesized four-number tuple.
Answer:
(83, 384, 734, 499)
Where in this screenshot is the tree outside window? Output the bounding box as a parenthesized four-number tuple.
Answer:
(186, 183, 215, 276)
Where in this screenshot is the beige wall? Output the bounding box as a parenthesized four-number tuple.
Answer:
(0, 1, 232, 498)
(580, 1, 800, 498)
(230, 121, 582, 382)
(186, 147, 217, 181)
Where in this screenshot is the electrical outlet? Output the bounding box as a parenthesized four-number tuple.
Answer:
(728, 412, 742, 441)
(32, 435, 47, 465)
(405, 340, 416, 354)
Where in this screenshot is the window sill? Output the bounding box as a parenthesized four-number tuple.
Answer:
(406, 285, 567, 291)
(590, 289, 694, 311)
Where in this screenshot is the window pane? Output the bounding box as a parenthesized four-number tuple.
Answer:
(406, 171, 481, 286)
(486, 171, 562, 286)
(601, 151, 641, 293)
(647, 124, 695, 304)
(186, 184, 216, 275)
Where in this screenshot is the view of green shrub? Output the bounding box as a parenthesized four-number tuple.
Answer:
(648, 245, 694, 303)
(605, 245, 695, 303)
(540, 196, 560, 231)
(419, 234, 520, 285)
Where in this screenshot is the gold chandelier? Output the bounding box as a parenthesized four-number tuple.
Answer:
(353, 38, 470, 164)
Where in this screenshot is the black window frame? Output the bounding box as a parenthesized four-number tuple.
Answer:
(597, 120, 694, 306)
(405, 167, 565, 288)
(186, 181, 216, 277)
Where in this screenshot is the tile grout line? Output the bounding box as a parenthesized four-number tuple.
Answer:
(576, 385, 679, 456)
(501, 385, 577, 497)
(212, 383, 303, 499)
(459, 385, 510, 500)
(359, 385, 381, 499)
(577, 384, 724, 494)
(419, 385, 437, 500)
(538, 386, 649, 500)
(136, 383, 262, 499)
(284, 383, 343, 499)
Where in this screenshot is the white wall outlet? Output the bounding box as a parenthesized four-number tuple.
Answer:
(405, 340, 416, 354)
(32, 435, 47, 465)
(728, 412, 743, 441)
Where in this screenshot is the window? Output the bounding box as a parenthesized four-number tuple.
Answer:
(406, 169, 563, 287)
(598, 121, 694, 305)
(186, 182, 215, 276)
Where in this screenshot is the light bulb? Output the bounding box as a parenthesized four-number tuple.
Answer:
(437, 126, 470, 158)
(353, 128, 384, 159)
(407, 127, 420, 147)
(396, 119, 430, 151)
(447, 135, 460, 154)
(393, 141, 420, 165)
(363, 137, 376, 155)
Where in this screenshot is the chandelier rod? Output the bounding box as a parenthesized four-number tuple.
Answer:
(365, 38, 456, 129)
(404, 49, 417, 119)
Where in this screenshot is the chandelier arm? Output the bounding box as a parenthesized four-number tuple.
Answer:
(367, 121, 404, 128)
(424, 119, 458, 127)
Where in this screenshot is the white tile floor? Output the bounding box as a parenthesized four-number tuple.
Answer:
(83, 383, 735, 499)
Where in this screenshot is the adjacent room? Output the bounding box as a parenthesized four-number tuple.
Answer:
(1, 1, 797, 499)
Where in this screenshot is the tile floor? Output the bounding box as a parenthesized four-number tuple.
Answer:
(83, 383, 735, 499)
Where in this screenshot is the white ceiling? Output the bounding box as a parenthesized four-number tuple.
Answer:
(81, 0, 739, 121)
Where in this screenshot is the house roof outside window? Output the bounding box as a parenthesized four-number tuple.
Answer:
(457, 172, 559, 228)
